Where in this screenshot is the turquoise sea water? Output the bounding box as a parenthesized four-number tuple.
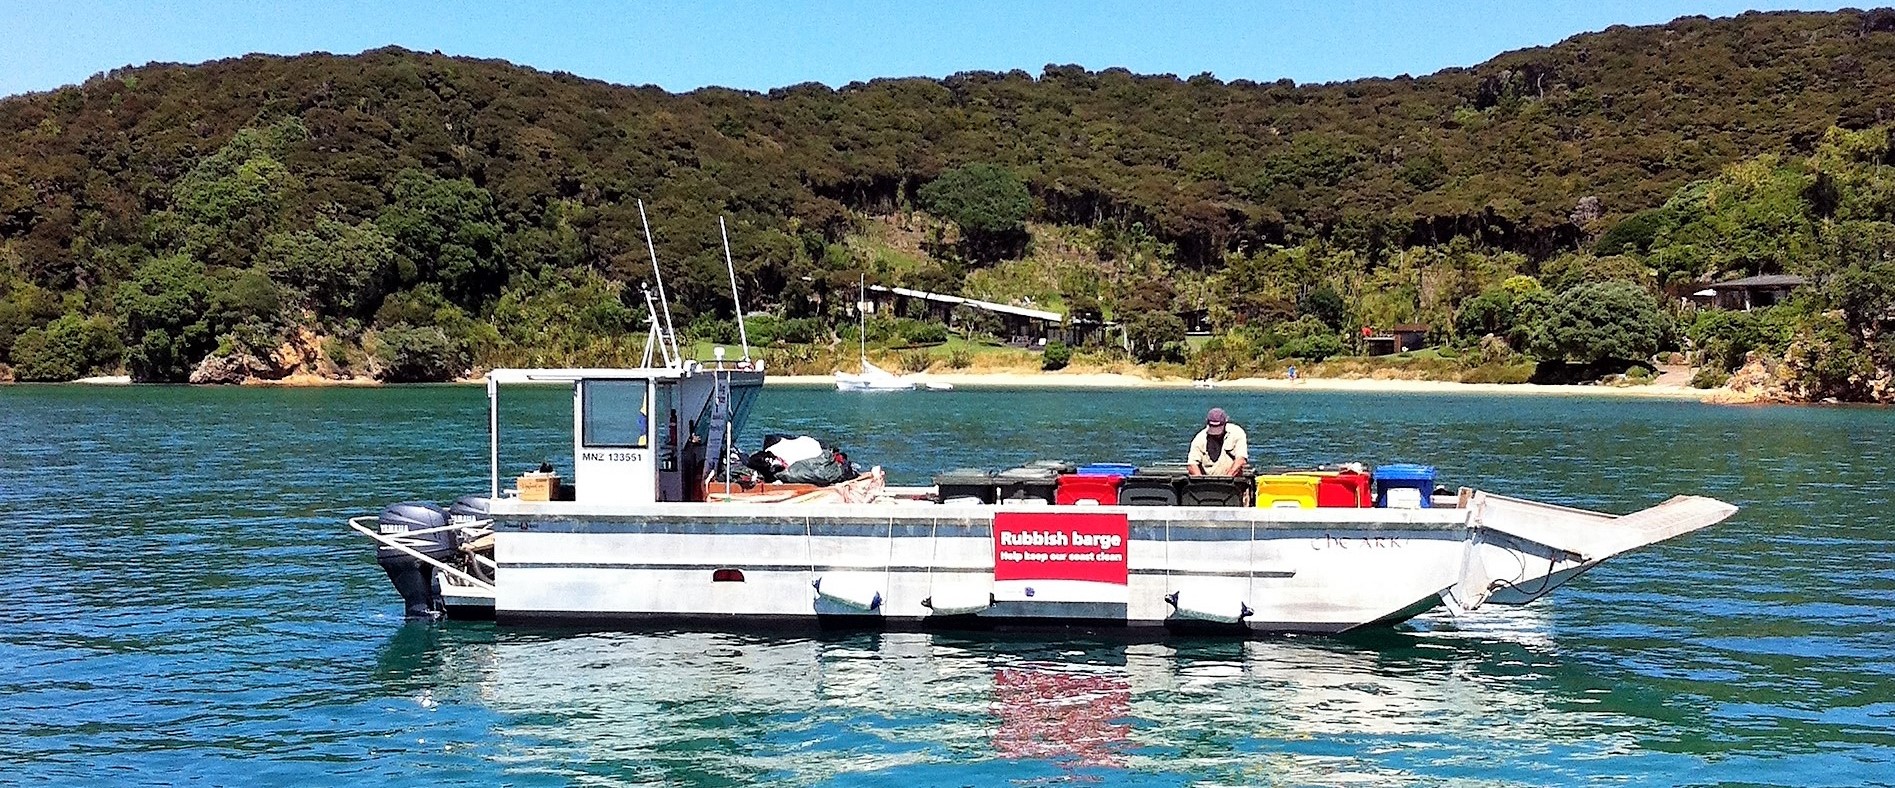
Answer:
(2, 383, 1892, 786)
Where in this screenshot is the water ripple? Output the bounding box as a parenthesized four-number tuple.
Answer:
(2, 384, 1892, 786)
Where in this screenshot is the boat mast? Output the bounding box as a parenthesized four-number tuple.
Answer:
(638, 199, 681, 365)
(642, 285, 673, 368)
(719, 216, 751, 362)
(857, 274, 868, 366)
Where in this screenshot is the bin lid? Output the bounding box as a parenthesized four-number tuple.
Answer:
(933, 468, 994, 483)
(1374, 463, 1437, 481)
(1022, 459, 1077, 473)
(1137, 463, 1191, 477)
(996, 467, 1058, 482)
(1078, 463, 1137, 476)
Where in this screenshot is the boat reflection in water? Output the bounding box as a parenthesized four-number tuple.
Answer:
(992, 666, 1132, 768)
(362, 604, 1677, 784)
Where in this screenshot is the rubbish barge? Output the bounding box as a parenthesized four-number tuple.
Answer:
(350, 360, 1737, 634)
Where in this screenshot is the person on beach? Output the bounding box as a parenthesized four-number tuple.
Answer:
(1188, 407, 1249, 476)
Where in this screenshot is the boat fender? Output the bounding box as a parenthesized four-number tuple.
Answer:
(812, 575, 882, 611)
(1166, 590, 1252, 624)
(921, 588, 994, 616)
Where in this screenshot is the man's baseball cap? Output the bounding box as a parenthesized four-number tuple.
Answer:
(1206, 407, 1228, 432)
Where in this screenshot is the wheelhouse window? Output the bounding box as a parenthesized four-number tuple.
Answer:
(581, 380, 648, 448)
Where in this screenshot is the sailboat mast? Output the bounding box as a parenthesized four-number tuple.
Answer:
(719, 217, 751, 361)
(858, 274, 867, 364)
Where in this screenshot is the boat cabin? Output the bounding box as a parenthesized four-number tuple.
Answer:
(484, 365, 765, 506)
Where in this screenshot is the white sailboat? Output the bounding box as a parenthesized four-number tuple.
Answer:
(833, 358, 920, 392)
(835, 275, 920, 391)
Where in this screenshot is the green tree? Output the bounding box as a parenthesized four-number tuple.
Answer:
(1687, 306, 1799, 373)
(1124, 312, 1187, 363)
(917, 164, 1032, 262)
(488, 271, 638, 361)
(0, 282, 64, 363)
(10, 313, 122, 381)
(118, 254, 219, 382)
(1041, 339, 1072, 370)
(1537, 253, 1653, 292)
(168, 121, 307, 268)
(377, 169, 504, 308)
(376, 285, 501, 363)
(261, 215, 397, 320)
(1274, 315, 1345, 362)
(1298, 284, 1348, 331)
(1826, 262, 1895, 338)
(373, 325, 467, 382)
(1647, 158, 1817, 285)
(212, 268, 287, 330)
(1787, 313, 1876, 400)
(1453, 290, 1514, 339)
(1593, 208, 1668, 255)
(1453, 279, 1551, 351)
(1528, 282, 1673, 365)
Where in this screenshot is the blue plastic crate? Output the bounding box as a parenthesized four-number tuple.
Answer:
(1374, 463, 1437, 509)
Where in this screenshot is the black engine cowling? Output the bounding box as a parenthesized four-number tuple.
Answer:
(376, 502, 452, 620)
(376, 502, 455, 560)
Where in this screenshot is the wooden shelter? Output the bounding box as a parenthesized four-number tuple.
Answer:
(1362, 324, 1431, 356)
(1692, 274, 1807, 311)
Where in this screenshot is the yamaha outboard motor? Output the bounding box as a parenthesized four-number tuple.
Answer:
(376, 502, 454, 620)
(446, 495, 493, 527)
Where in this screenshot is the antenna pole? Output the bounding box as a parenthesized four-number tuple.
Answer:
(638, 199, 681, 365)
(719, 216, 751, 361)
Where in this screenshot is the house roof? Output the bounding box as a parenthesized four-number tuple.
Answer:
(1709, 274, 1808, 290)
(868, 284, 1064, 323)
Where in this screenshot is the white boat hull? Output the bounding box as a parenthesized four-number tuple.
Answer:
(833, 360, 919, 391)
(833, 374, 916, 391)
(473, 493, 1733, 633)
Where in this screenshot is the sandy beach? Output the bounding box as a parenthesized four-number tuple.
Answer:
(50, 370, 1708, 400)
(769, 371, 1715, 400)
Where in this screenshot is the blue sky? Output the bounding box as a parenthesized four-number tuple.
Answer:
(0, 1, 1855, 98)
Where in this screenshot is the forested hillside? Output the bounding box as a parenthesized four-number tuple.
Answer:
(4, 9, 1895, 398)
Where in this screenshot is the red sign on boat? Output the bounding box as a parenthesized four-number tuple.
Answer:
(992, 511, 1130, 585)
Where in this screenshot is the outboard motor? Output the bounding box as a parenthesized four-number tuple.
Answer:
(446, 495, 493, 527)
(376, 502, 454, 620)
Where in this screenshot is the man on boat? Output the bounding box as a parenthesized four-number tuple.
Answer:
(1188, 407, 1248, 476)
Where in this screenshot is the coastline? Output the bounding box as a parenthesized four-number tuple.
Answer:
(768, 371, 1716, 400)
(44, 370, 1715, 400)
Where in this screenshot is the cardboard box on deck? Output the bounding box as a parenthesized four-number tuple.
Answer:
(518, 472, 560, 502)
